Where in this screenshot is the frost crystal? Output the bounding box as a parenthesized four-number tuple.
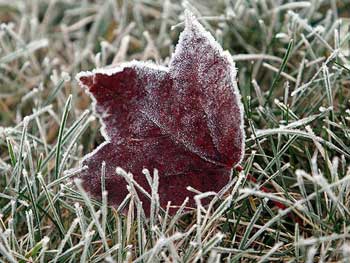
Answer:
(76, 11, 245, 214)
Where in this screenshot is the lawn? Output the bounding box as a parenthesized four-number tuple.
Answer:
(1, 0, 350, 262)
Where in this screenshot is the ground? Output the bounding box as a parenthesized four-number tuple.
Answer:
(1, 0, 350, 262)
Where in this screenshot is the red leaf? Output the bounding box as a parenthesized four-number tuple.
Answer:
(76, 11, 245, 214)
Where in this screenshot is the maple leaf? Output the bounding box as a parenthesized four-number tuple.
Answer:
(76, 11, 245, 214)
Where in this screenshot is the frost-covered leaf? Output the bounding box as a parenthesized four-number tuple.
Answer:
(76, 11, 245, 214)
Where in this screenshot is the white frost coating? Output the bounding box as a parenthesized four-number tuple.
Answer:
(75, 60, 169, 169)
(75, 60, 169, 140)
(76, 10, 245, 175)
(76, 60, 168, 79)
(169, 10, 245, 165)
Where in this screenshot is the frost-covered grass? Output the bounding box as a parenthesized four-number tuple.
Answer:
(0, 0, 350, 262)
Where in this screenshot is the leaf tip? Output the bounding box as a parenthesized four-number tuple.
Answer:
(183, 9, 203, 34)
(76, 71, 94, 88)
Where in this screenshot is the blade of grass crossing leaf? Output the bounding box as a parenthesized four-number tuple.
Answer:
(116, 213, 123, 263)
(137, 202, 145, 259)
(100, 162, 108, 246)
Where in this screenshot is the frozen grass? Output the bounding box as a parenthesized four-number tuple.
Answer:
(1, 0, 350, 262)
